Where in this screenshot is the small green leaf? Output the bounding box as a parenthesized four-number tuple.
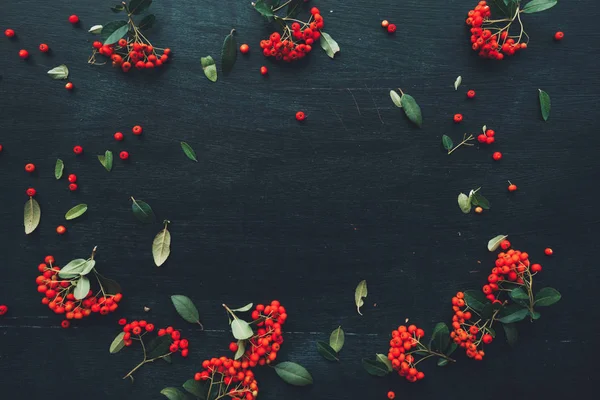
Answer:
(231, 303, 253, 312)
(139, 14, 156, 30)
(231, 319, 254, 340)
(103, 23, 129, 45)
(98, 150, 113, 172)
(182, 379, 205, 398)
(58, 258, 88, 278)
(522, 0, 557, 14)
(153, 222, 171, 267)
(362, 358, 390, 377)
(101, 21, 127, 41)
(171, 295, 201, 324)
(96, 273, 121, 295)
(317, 341, 339, 361)
(74, 276, 90, 300)
(530, 310, 541, 320)
(319, 32, 340, 59)
(47, 65, 69, 80)
(273, 361, 313, 386)
(498, 308, 529, 323)
(390, 90, 402, 108)
(129, 0, 153, 14)
(429, 322, 450, 353)
(454, 76, 462, 90)
(400, 92, 423, 127)
(442, 135, 453, 151)
(111, 5, 125, 13)
(458, 193, 471, 214)
(234, 340, 246, 360)
(471, 191, 490, 209)
(286, 0, 304, 18)
(131, 197, 156, 223)
(355, 280, 367, 315)
(509, 287, 529, 301)
(147, 335, 173, 358)
(160, 387, 186, 400)
(502, 323, 518, 346)
(180, 142, 198, 162)
(486, 326, 497, 338)
(110, 332, 126, 354)
(201, 56, 218, 82)
(437, 358, 449, 366)
(55, 159, 64, 179)
(464, 290, 487, 313)
(487, 235, 508, 251)
(24, 198, 41, 235)
(79, 259, 96, 276)
(89, 25, 103, 34)
(538, 89, 551, 121)
(329, 326, 345, 353)
(534, 287, 562, 306)
(446, 342, 458, 356)
(254, 0, 275, 18)
(65, 204, 88, 220)
(221, 29, 237, 74)
(375, 354, 393, 372)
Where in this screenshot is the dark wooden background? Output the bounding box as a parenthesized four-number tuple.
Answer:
(1, 0, 597, 399)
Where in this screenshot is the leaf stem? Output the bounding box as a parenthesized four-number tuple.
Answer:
(447, 134, 475, 154)
(272, 0, 292, 12)
(222, 304, 238, 320)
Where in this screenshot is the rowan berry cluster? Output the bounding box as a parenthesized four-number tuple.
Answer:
(477, 127, 496, 145)
(450, 292, 492, 360)
(466, 1, 527, 60)
(387, 325, 426, 382)
(259, 7, 323, 62)
(194, 358, 259, 400)
(121, 319, 189, 356)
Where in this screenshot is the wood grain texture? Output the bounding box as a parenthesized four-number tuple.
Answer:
(0, 0, 598, 399)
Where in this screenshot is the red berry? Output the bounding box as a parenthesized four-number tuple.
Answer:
(118, 318, 127, 325)
(531, 263, 542, 273)
(544, 248, 553, 256)
(467, 90, 476, 98)
(119, 151, 129, 160)
(485, 129, 495, 137)
(381, 20, 390, 28)
(492, 151, 502, 161)
(39, 43, 49, 53)
(69, 183, 78, 191)
(19, 49, 29, 59)
(0, 144, 3, 152)
(68, 15, 80, 24)
(477, 134, 487, 143)
(65, 82, 74, 91)
(500, 239, 511, 250)
(25, 163, 36, 173)
(0, 305, 8, 315)
(229, 342, 239, 352)
(240, 44, 250, 54)
(4, 29, 15, 38)
(73, 145, 83, 154)
(482, 334, 493, 344)
(56, 225, 67, 235)
(132, 125, 143, 135)
(554, 31, 564, 41)
(486, 136, 495, 144)
(114, 132, 124, 141)
(453, 114, 463, 123)
(387, 391, 395, 400)
(26, 188, 36, 197)
(260, 66, 268, 75)
(295, 111, 305, 121)
(310, 7, 320, 15)
(68, 174, 77, 183)
(93, 41, 102, 49)
(61, 320, 70, 328)
(508, 183, 517, 192)
(118, 38, 127, 47)
(387, 24, 397, 34)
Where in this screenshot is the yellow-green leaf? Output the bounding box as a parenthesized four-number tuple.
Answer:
(24, 198, 41, 234)
(55, 159, 64, 179)
(355, 280, 367, 315)
(201, 56, 218, 82)
(65, 204, 88, 220)
(319, 31, 340, 59)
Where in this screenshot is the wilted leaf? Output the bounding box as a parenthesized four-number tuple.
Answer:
(454, 76, 462, 90)
(88, 25, 103, 34)
(201, 56, 218, 82)
(458, 193, 471, 214)
(390, 90, 402, 108)
(355, 280, 367, 315)
(153, 222, 171, 267)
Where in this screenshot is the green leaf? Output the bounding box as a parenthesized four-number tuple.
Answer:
(98, 150, 113, 172)
(147, 335, 173, 358)
(390, 90, 402, 108)
(129, 0, 153, 14)
(96, 273, 121, 295)
(317, 341, 339, 361)
(286, 0, 304, 18)
(534, 287, 562, 306)
(221, 30, 237, 74)
(522, 0, 558, 14)
(319, 32, 340, 59)
(101, 21, 127, 40)
(485, 326, 496, 338)
(153, 223, 171, 267)
(446, 342, 458, 356)
(58, 258, 88, 278)
(24, 198, 41, 234)
(47, 65, 69, 80)
(502, 323, 518, 346)
(74, 276, 90, 300)
(437, 358, 449, 366)
(55, 159, 64, 179)
(362, 358, 390, 377)
(454, 76, 462, 90)
(131, 197, 156, 223)
(355, 280, 367, 315)
(201, 56, 218, 82)
(375, 353, 393, 372)
(458, 193, 471, 214)
(538, 89, 551, 121)
(498, 308, 529, 323)
(103, 23, 129, 45)
(111, 5, 125, 13)
(429, 322, 450, 353)
(329, 326, 345, 353)
(464, 290, 487, 313)
(471, 192, 490, 209)
(530, 311, 541, 320)
(509, 287, 529, 301)
(487, 235, 508, 251)
(79, 259, 96, 276)
(180, 142, 198, 162)
(231, 303, 253, 312)
(139, 14, 156, 30)
(254, 0, 274, 18)
(234, 340, 246, 360)
(182, 379, 205, 399)
(160, 387, 186, 400)
(231, 318, 254, 340)
(442, 135, 453, 151)
(171, 295, 201, 324)
(273, 361, 313, 386)
(110, 332, 126, 354)
(65, 204, 88, 220)
(400, 93, 423, 127)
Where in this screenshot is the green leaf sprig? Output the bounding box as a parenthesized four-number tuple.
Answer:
(390, 88, 422, 127)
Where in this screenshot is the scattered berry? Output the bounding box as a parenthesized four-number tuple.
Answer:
(508, 183, 517, 192)
(132, 125, 143, 135)
(119, 318, 127, 325)
(531, 263, 542, 273)
(56, 225, 67, 235)
(387, 391, 396, 399)
(482, 334, 493, 344)
(295, 111, 305, 121)
(68, 15, 80, 24)
(453, 114, 463, 123)
(260, 66, 268, 75)
(19, 49, 29, 59)
(467, 90, 476, 98)
(475, 206, 483, 214)
(381, 20, 390, 29)
(68, 174, 77, 183)
(73, 145, 83, 154)
(240, 44, 250, 54)
(119, 151, 129, 160)
(554, 31, 564, 41)
(65, 82, 74, 90)
(500, 239, 511, 250)
(25, 163, 36, 173)
(39, 43, 50, 53)
(544, 248, 553, 256)
(492, 151, 502, 161)
(0, 305, 7, 316)
(387, 24, 397, 34)
(26, 188, 36, 197)
(4, 29, 15, 38)
(61, 320, 70, 328)
(69, 183, 78, 191)
(0, 144, 3, 152)
(114, 132, 124, 141)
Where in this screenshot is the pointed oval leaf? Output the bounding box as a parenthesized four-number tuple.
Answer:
(231, 303, 253, 312)
(317, 341, 339, 361)
(147, 335, 173, 358)
(273, 362, 313, 386)
(201, 55, 218, 82)
(498, 308, 529, 323)
(98, 150, 113, 172)
(329, 326, 345, 353)
(171, 295, 200, 324)
(110, 332, 126, 354)
(254, 0, 275, 18)
(231, 318, 254, 340)
(320, 31, 340, 58)
(96, 273, 121, 295)
(139, 14, 156, 30)
(502, 323, 518, 346)
(153, 227, 171, 267)
(538, 89, 551, 121)
(180, 142, 198, 162)
(129, 0, 153, 14)
(442, 135, 453, 151)
(390, 90, 402, 108)
(79, 259, 96, 276)
(234, 340, 246, 360)
(375, 353, 393, 372)
(101, 21, 127, 41)
(458, 193, 471, 214)
(522, 0, 557, 13)
(221, 30, 237, 74)
(47, 65, 69, 80)
(488, 234, 508, 251)
(429, 322, 450, 353)
(182, 379, 205, 398)
(24, 198, 41, 234)
(55, 159, 64, 179)
(509, 287, 529, 301)
(160, 387, 186, 400)
(74, 276, 90, 300)
(65, 204, 88, 220)
(464, 290, 487, 313)
(355, 280, 367, 315)
(454, 76, 462, 90)
(535, 287, 561, 306)
(472, 192, 490, 209)
(89, 25, 103, 34)
(103, 23, 129, 45)
(58, 258, 88, 278)
(362, 358, 390, 376)
(131, 197, 156, 223)
(400, 93, 422, 127)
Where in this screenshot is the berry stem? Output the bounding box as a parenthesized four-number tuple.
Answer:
(447, 134, 475, 154)
(271, 0, 292, 12)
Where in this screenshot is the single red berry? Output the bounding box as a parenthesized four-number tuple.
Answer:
(39, 43, 49, 53)
(500, 239, 511, 250)
(485, 129, 495, 137)
(145, 323, 155, 332)
(68, 174, 77, 183)
(114, 132, 124, 141)
(68, 15, 80, 24)
(229, 342, 239, 352)
(310, 7, 320, 15)
(73, 145, 83, 154)
(477, 134, 487, 143)
(492, 151, 502, 161)
(118, 318, 127, 325)
(118, 38, 127, 47)
(61, 320, 70, 328)
(295, 111, 305, 121)
(25, 163, 36, 173)
(486, 136, 495, 144)
(240, 44, 250, 54)
(453, 114, 463, 123)
(93, 41, 102, 49)
(132, 125, 143, 135)
(508, 183, 517, 192)
(0, 144, 3, 152)
(26, 188, 36, 197)
(0, 305, 8, 316)
(56, 225, 67, 235)
(467, 90, 476, 98)
(544, 248, 553, 256)
(65, 82, 74, 91)
(119, 151, 129, 160)
(387, 24, 397, 34)
(387, 391, 396, 400)
(260, 66, 268, 75)
(381, 20, 390, 29)
(4, 29, 15, 38)
(554, 31, 564, 41)
(69, 183, 78, 191)
(19, 49, 29, 59)
(531, 263, 542, 272)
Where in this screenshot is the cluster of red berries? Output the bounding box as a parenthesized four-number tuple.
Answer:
(381, 20, 397, 34)
(194, 357, 259, 400)
(0, 304, 7, 316)
(466, 1, 527, 60)
(259, 7, 323, 62)
(477, 127, 496, 145)
(386, 325, 426, 382)
(35, 255, 123, 328)
(91, 39, 171, 73)
(450, 291, 491, 360)
(119, 319, 190, 357)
